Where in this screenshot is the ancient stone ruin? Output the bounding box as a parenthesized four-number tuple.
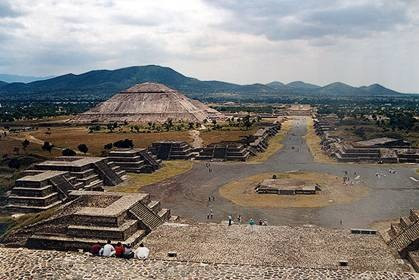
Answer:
(6, 190, 175, 251)
(255, 178, 319, 195)
(107, 148, 161, 173)
(384, 209, 419, 272)
(6, 156, 125, 213)
(72, 82, 225, 123)
(197, 124, 280, 161)
(150, 141, 195, 160)
(314, 116, 419, 163)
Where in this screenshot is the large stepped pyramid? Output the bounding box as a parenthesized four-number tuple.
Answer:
(25, 191, 175, 251)
(72, 82, 224, 123)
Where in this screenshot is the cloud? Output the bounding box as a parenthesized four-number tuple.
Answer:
(205, 0, 412, 41)
(0, 1, 23, 18)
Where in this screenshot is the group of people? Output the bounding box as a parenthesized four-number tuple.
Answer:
(227, 215, 268, 227)
(90, 240, 150, 260)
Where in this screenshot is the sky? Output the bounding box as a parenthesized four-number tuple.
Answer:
(0, 0, 419, 92)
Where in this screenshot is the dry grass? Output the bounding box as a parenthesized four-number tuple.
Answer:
(109, 160, 193, 193)
(200, 128, 257, 146)
(248, 120, 293, 163)
(219, 171, 368, 208)
(24, 127, 193, 156)
(0, 138, 60, 158)
(304, 118, 336, 163)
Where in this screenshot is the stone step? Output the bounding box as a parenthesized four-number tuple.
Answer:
(83, 179, 104, 191)
(68, 219, 138, 240)
(27, 229, 146, 251)
(12, 185, 55, 197)
(78, 174, 100, 185)
(158, 208, 171, 221)
(5, 200, 62, 213)
(400, 216, 413, 230)
(148, 200, 161, 213)
(8, 192, 60, 206)
(169, 215, 179, 222)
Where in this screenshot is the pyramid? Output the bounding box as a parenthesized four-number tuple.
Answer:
(72, 83, 224, 123)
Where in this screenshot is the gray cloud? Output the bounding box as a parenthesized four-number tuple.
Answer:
(0, 1, 23, 18)
(206, 0, 411, 41)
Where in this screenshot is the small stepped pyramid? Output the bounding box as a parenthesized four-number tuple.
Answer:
(6, 171, 73, 213)
(386, 209, 419, 257)
(26, 191, 176, 251)
(107, 148, 161, 173)
(150, 141, 194, 160)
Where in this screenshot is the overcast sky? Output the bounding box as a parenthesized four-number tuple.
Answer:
(0, 0, 419, 92)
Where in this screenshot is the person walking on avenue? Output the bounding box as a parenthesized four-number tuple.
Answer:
(228, 215, 232, 226)
(249, 218, 255, 230)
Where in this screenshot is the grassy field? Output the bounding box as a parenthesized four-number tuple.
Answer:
(200, 128, 257, 146)
(248, 120, 293, 163)
(219, 171, 368, 208)
(24, 127, 193, 156)
(304, 118, 336, 163)
(110, 160, 193, 193)
(0, 138, 61, 158)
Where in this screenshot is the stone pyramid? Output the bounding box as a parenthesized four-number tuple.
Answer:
(72, 82, 224, 123)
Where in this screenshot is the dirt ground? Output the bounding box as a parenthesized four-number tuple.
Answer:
(219, 171, 368, 208)
(21, 127, 193, 156)
(200, 128, 257, 146)
(109, 160, 193, 193)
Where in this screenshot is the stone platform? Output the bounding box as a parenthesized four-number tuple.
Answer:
(8, 191, 172, 251)
(143, 223, 409, 272)
(107, 148, 161, 173)
(0, 247, 416, 279)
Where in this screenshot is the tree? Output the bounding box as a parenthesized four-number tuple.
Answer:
(188, 122, 194, 130)
(242, 115, 252, 130)
(113, 139, 134, 148)
(62, 148, 77, 156)
(104, 143, 113, 150)
(8, 158, 21, 169)
(354, 127, 366, 139)
(78, 144, 89, 154)
(42, 141, 54, 153)
(22, 139, 30, 150)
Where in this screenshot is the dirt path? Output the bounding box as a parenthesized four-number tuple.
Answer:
(189, 130, 203, 148)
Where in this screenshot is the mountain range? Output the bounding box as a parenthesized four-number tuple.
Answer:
(0, 65, 410, 100)
(0, 74, 54, 83)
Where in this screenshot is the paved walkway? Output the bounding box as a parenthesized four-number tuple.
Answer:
(142, 117, 419, 228)
(0, 247, 416, 280)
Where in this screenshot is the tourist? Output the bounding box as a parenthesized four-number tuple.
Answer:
(259, 219, 263, 226)
(210, 208, 213, 219)
(249, 218, 255, 230)
(135, 243, 150, 259)
(115, 242, 124, 258)
(99, 240, 116, 257)
(262, 220, 268, 226)
(122, 244, 134, 259)
(90, 242, 101, 256)
(237, 215, 242, 224)
(228, 215, 232, 226)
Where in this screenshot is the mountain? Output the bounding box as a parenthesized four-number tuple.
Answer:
(0, 74, 54, 83)
(286, 81, 320, 90)
(0, 65, 408, 100)
(0, 81, 8, 87)
(266, 81, 286, 90)
(359, 83, 400, 96)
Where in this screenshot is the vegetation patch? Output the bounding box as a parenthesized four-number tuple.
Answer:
(219, 171, 368, 208)
(110, 160, 193, 193)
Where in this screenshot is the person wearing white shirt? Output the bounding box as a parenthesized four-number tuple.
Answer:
(99, 240, 115, 257)
(135, 243, 150, 259)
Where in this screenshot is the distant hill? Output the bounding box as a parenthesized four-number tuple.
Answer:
(0, 74, 54, 83)
(0, 65, 408, 100)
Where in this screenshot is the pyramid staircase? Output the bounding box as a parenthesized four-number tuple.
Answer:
(387, 209, 419, 257)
